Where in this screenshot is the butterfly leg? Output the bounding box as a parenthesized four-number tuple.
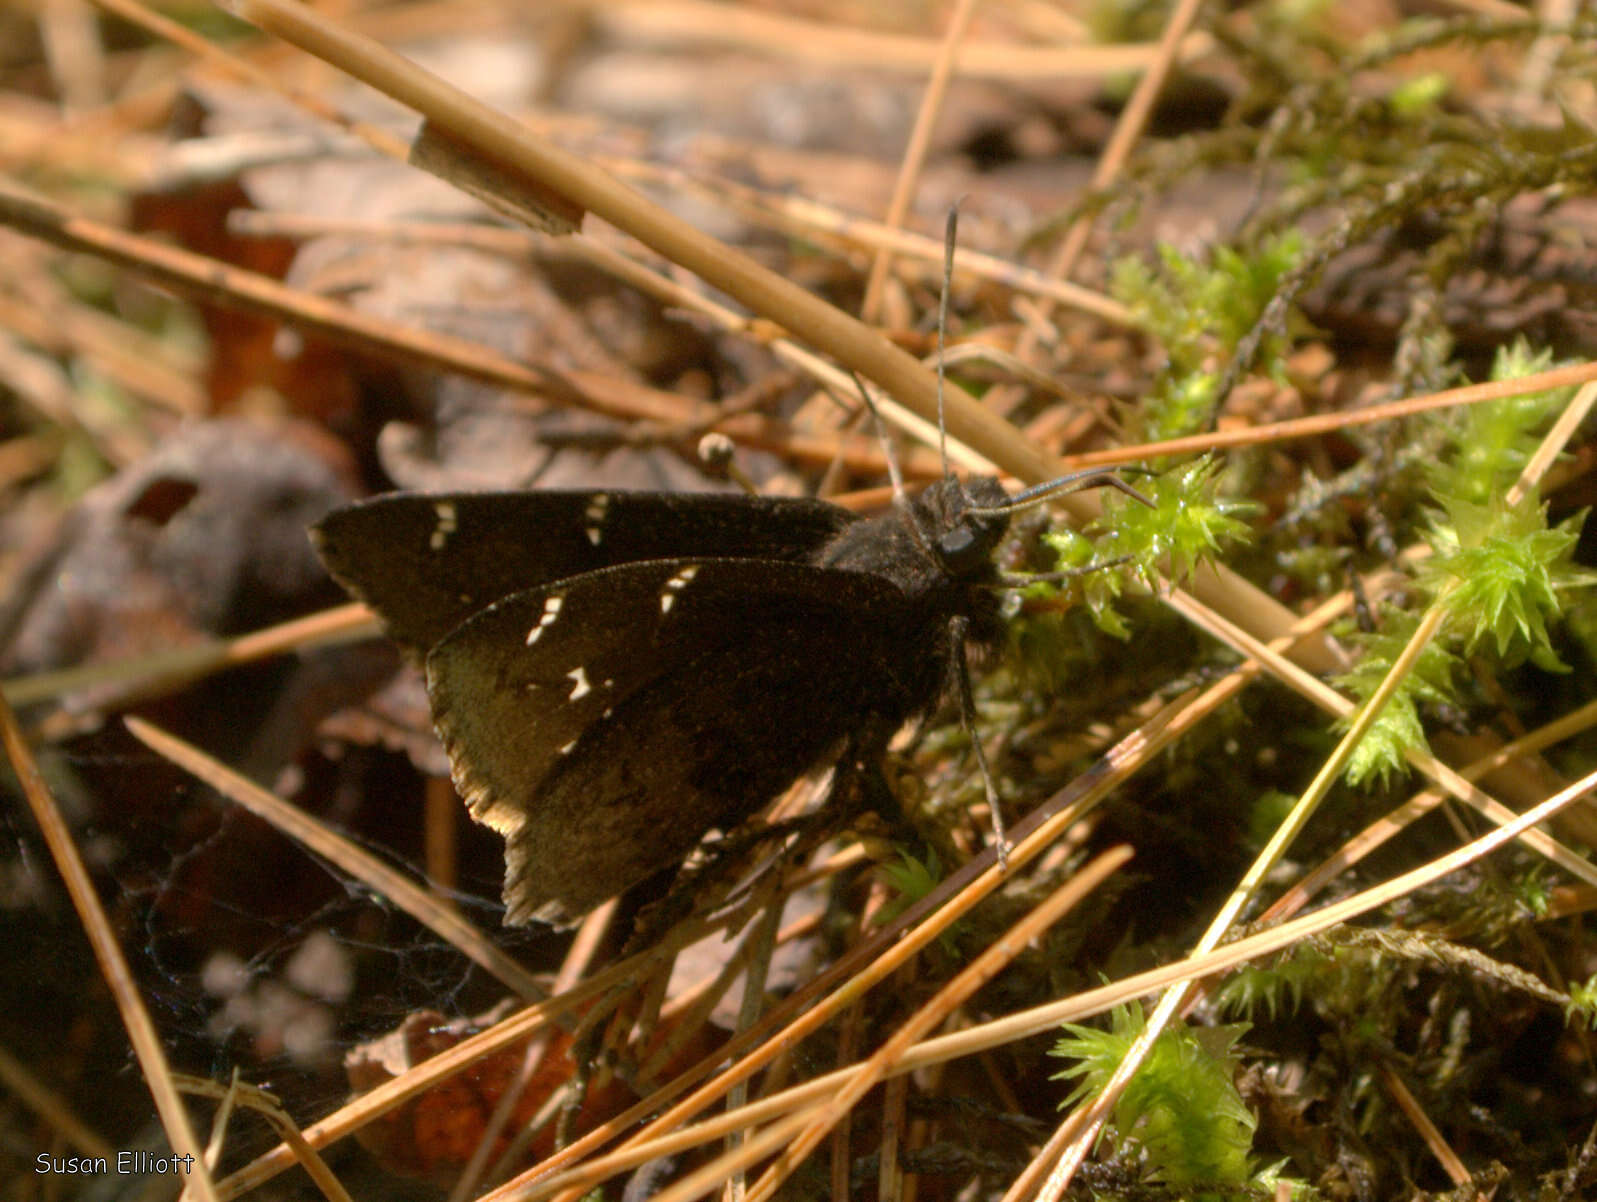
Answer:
(1000, 552, 1136, 589)
(947, 613, 1009, 870)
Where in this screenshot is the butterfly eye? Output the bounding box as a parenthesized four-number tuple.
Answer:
(937, 523, 989, 575)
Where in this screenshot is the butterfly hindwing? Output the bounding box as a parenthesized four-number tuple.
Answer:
(312, 478, 1017, 926)
(312, 491, 856, 654)
(424, 556, 914, 925)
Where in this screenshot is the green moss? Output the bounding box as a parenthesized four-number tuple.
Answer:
(1335, 343, 1596, 785)
(1111, 233, 1305, 441)
(1051, 1003, 1287, 1195)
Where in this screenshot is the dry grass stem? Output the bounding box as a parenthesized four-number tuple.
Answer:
(0, 696, 219, 1201)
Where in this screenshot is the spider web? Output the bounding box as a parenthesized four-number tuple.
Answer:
(2, 731, 563, 1196)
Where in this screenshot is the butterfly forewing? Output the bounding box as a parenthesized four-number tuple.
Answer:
(312, 478, 1016, 926)
(312, 491, 855, 655)
(424, 557, 913, 925)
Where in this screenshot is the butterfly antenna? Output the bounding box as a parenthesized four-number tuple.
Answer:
(965, 467, 1157, 518)
(850, 370, 909, 505)
(937, 203, 958, 486)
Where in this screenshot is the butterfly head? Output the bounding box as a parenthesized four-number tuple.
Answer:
(921, 476, 1010, 580)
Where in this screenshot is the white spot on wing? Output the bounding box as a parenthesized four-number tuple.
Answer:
(525, 593, 564, 645)
(584, 493, 610, 546)
(429, 501, 457, 551)
(566, 666, 592, 700)
(659, 564, 700, 614)
(558, 738, 577, 756)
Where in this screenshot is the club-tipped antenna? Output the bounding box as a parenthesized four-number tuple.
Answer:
(964, 467, 1157, 517)
(937, 203, 959, 484)
(849, 201, 959, 508)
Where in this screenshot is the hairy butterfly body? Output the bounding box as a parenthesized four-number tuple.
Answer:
(312, 478, 1009, 926)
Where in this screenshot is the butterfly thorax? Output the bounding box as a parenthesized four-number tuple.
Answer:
(816, 476, 1009, 693)
(820, 474, 1006, 582)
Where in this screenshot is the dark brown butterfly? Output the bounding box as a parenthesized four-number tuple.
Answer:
(313, 477, 1011, 926)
